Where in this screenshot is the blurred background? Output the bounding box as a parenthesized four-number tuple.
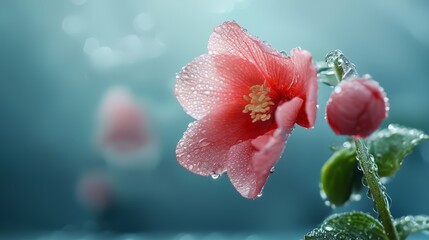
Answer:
(0, 0, 428, 239)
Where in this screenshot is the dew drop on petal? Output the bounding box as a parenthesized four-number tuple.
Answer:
(334, 86, 342, 93)
(198, 138, 211, 147)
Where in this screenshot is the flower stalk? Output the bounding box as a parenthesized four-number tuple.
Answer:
(354, 139, 399, 240)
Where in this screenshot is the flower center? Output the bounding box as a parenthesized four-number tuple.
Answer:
(243, 81, 275, 123)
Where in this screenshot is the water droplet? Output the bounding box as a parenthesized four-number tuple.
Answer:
(334, 86, 342, 93)
(319, 188, 327, 200)
(366, 189, 373, 200)
(350, 193, 362, 202)
(361, 176, 367, 186)
(342, 141, 352, 148)
(211, 174, 219, 180)
(384, 192, 392, 208)
(324, 226, 333, 231)
(372, 202, 379, 214)
(198, 138, 211, 147)
(357, 163, 363, 172)
(362, 74, 372, 79)
(324, 200, 336, 209)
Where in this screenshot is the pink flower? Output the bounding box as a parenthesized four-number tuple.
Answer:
(77, 171, 113, 213)
(96, 86, 161, 169)
(326, 77, 388, 139)
(97, 86, 147, 153)
(175, 22, 318, 198)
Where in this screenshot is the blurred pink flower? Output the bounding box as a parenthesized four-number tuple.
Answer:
(96, 86, 159, 168)
(175, 22, 318, 198)
(77, 171, 113, 213)
(326, 77, 388, 139)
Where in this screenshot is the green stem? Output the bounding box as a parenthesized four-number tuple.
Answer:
(354, 139, 399, 240)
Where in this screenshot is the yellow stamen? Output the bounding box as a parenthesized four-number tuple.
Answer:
(243, 81, 275, 123)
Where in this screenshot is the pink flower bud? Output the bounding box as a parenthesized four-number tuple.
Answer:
(326, 77, 388, 139)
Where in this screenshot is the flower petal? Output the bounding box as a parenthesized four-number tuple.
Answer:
(176, 103, 275, 177)
(251, 97, 303, 172)
(226, 98, 303, 198)
(208, 22, 290, 78)
(226, 129, 288, 199)
(175, 54, 265, 120)
(274, 97, 304, 130)
(97, 86, 147, 153)
(289, 48, 318, 128)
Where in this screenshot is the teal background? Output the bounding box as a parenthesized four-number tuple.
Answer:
(1, 0, 428, 238)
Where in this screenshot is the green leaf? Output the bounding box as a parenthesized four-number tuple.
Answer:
(304, 212, 387, 240)
(366, 124, 428, 177)
(318, 71, 340, 87)
(395, 215, 429, 240)
(320, 148, 360, 207)
(316, 63, 340, 87)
